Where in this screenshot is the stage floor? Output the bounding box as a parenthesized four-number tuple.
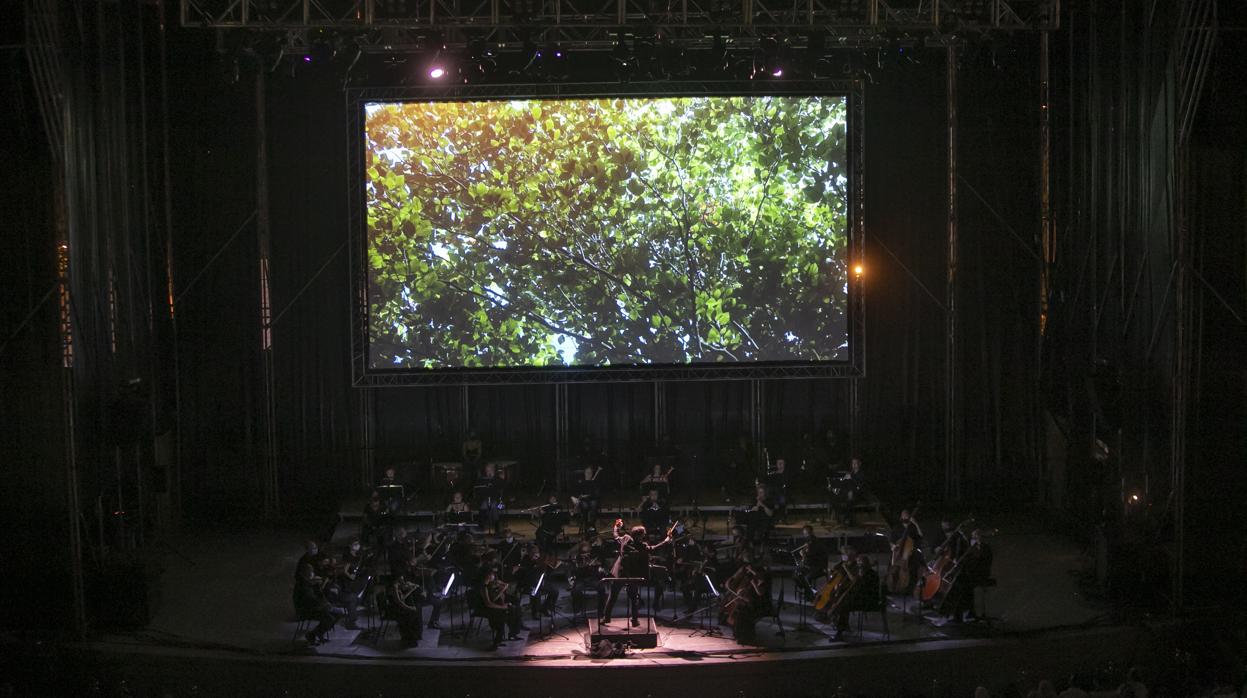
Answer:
(135, 512, 1108, 668)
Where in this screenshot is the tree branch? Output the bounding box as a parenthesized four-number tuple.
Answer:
(439, 276, 617, 357)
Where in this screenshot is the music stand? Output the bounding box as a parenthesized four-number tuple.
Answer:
(530, 571, 571, 640)
(377, 484, 405, 513)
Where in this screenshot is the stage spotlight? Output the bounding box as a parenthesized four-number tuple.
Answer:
(753, 35, 788, 79)
(854, 264, 864, 276)
(425, 44, 449, 80)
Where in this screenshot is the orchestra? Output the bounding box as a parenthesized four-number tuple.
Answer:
(287, 454, 1000, 653)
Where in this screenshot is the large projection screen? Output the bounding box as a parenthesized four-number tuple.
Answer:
(359, 91, 857, 381)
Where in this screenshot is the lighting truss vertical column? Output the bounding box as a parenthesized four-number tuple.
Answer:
(359, 388, 374, 488)
(460, 384, 471, 431)
(750, 379, 765, 471)
(554, 383, 570, 490)
(255, 67, 279, 517)
(653, 381, 667, 443)
(58, 226, 88, 640)
(1037, 29, 1053, 503)
(944, 43, 960, 503)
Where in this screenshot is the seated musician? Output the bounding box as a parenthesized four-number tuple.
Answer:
(637, 489, 670, 537)
(573, 464, 602, 532)
(530, 549, 563, 618)
(843, 458, 868, 523)
(638, 463, 673, 497)
(473, 463, 504, 534)
(944, 529, 993, 623)
(766, 458, 790, 522)
(361, 495, 391, 550)
(742, 483, 776, 544)
(852, 553, 881, 615)
(462, 430, 484, 469)
(480, 568, 522, 650)
(448, 530, 484, 583)
(721, 550, 766, 643)
(377, 466, 404, 513)
(494, 528, 523, 572)
(293, 562, 344, 647)
(294, 540, 326, 585)
(890, 509, 926, 591)
(570, 539, 606, 616)
(725, 525, 749, 569)
(847, 457, 866, 494)
(673, 537, 708, 612)
(827, 546, 858, 641)
(794, 524, 827, 596)
(535, 494, 569, 552)
(445, 491, 472, 524)
(332, 538, 370, 630)
(387, 573, 424, 646)
(934, 517, 969, 560)
(602, 519, 673, 627)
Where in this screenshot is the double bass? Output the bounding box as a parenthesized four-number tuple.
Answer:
(885, 505, 922, 593)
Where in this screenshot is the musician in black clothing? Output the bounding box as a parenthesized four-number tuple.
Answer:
(332, 538, 371, 630)
(601, 519, 673, 627)
(934, 518, 969, 560)
(535, 495, 569, 551)
(387, 574, 424, 646)
(637, 489, 670, 536)
(528, 549, 564, 618)
(480, 568, 522, 650)
(495, 528, 523, 571)
(361, 496, 390, 550)
(570, 539, 606, 616)
(462, 431, 484, 469)
(448, 530, 484, 584)
(794, 524, 827, 596)
(294, 540, 325, 585)
(387, 527, 415, 575)
(675, 539, 718, 612)
(740, 483, 776, 544)
(444, 490, 472, 525)
(293, 563, 344, 646)
(573, 465, 602, 532)
(890, 509, 926, 588)
(766, 458, 790, 522)
(944, 529, 993, 623)
(851, 553, 881, 616)
(474, 463, 504, 534)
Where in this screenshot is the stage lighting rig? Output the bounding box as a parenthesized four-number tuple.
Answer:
(612, 35, 636, 82)
(752, 35, 789, 79)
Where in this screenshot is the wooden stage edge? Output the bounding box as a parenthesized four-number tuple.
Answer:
(67, 623, 1163, 697)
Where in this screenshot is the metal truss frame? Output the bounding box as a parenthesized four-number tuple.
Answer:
(181, 0, 1056, 51)
(346, 80, 865, 386)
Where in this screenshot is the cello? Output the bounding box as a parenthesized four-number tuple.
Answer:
(885, 505, 921, 594)
(811, 558, 857, 622)
(720, 563, 763, 643)
(917, 518, 973, 602)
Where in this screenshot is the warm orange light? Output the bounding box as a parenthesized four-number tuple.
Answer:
(854, 264, 864, 276)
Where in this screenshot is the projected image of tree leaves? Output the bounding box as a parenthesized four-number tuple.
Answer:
(365, 96, 849, 369)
